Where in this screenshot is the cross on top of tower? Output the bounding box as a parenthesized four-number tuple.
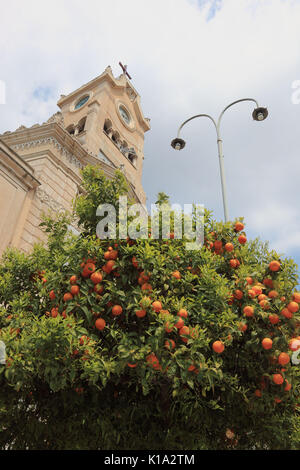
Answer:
(119, 62, 132, 80)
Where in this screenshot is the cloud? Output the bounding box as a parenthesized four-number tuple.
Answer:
(0, 0, 299, 282)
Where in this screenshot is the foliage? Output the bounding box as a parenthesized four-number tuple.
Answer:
(0, 166, 299, 450)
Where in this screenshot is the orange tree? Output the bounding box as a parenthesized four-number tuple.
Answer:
(0, 166, 299, 450)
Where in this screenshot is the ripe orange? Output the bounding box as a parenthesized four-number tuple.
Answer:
(132, 256, 139, 268)
(287, 301, 299, 313)
(104, 260, 115, 273)
(278, 352, 290, 366)
(108, 250, 118, 260)
(95, 318, 106, 331)
(164, 339, 175, 350)
(63, 293, 73, 302)
(254, 389, 262, 397)
(138, 271, 150, 285)
(82, 262, 96, 277)
(90, 271, 103, 284)
(225, 242, 234, 252)
(51, 307, 59, 318)
(252, 286, 262, 296)
(263, 278, 274, 288)
(259, 299, 270, 310)
(234, 289, 243, 300)
(247, 289, 256, 298)
(146, 353, 160, 369)
(141, 283, 152, 292)
(135, 309, 147, 318)
(178, 308, 188, 318)
(49, 290, 56, 300)
(229, 259, 238, 268)
(152, 301, 162, 313)
(281, 308, 293, 319)
(273, 374, 284, 385)
(70, 285, 80, 296)
(292, 292, 300, 303)
(262, 338, 273, 350)
(112, 305, 123, 316)
(269, 260, 280, 272)
(284, 380, 292, 391)
(269, 314, 280, 325)
(172, 271, 181, 280)
(212, 341, 225, 354)
(70, 275, 77, 284)
(214, 240, 223, 250)
(238, 234, 247, 244)
(179, 326, 190, 336)
(258, 294, 267, 302)
(243, 306, 254, 317)
(246, 277, 253, 285)
(268, 290, 278, 299)
(175, 317, 185, 329)
(234, 222, 244, 232)
(188, 364, 196, 372)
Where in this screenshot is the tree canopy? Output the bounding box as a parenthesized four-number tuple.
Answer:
(0, 166, 299, 450)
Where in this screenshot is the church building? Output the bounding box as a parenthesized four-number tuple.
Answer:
(0, 65, 150, 255)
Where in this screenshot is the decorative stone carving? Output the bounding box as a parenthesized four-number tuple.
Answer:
(47, 111, 65, 127)
(126, 86, 136, 102)
(35, 187, 66, 213)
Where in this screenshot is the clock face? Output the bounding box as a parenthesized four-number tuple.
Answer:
(75, 95, 89, 110)
(119, 105, 131, 125)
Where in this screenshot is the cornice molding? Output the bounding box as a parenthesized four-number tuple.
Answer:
(11, 136, 84, 170)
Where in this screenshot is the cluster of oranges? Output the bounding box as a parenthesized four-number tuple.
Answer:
(43, 221, 299, 405)
(203, 221, 299, 404)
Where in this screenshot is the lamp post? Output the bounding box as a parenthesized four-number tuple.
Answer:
(171, 99, 268, 223)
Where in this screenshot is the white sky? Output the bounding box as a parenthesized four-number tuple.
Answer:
(0, 0, 299, 280)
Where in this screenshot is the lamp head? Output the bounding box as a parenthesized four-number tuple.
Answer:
(252, 107, 268, 121)
(171, 137, 186, 150)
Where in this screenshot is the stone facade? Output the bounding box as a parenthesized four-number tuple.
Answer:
(0, 66, 150, 255)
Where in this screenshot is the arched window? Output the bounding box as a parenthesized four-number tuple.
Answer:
(66, 124, 75, 135)
(120, 140, 128, 154)
(128, 148, 137, 166)
(111, 131, 120, 145)
(103, 119, 112, 134)
(77, 117, 86, 134)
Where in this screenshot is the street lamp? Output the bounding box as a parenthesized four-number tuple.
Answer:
(171, 99, 268, 222)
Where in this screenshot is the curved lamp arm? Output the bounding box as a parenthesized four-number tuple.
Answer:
(177, 114, 218, 138)
(217, 98, 259, 136)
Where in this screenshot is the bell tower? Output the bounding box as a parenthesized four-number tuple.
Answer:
(0, 65, 151, 254)
(57, 65, 151, 204)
